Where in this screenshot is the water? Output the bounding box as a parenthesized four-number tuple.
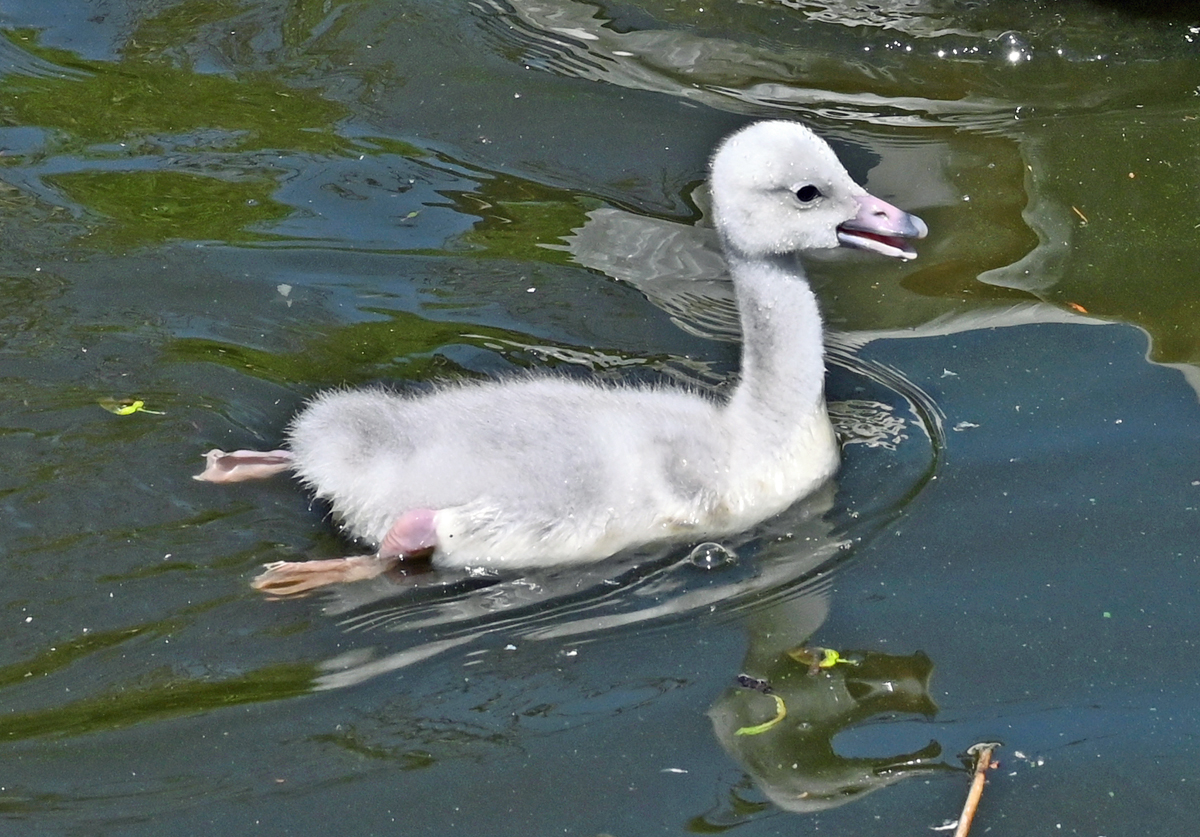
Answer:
(1, 1, 1198, 833)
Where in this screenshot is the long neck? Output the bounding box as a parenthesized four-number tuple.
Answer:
(723, 252, 828, 432)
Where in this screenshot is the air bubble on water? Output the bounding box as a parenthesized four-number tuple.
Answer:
(688, 542, 738, 570)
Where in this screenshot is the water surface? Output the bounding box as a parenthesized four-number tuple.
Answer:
(1, 1, 1198, 834)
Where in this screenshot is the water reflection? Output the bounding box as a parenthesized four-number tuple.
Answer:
(483, 0, 1196, 124)
(555, 126, 1045, 343)
(710, 643, 949, 813)
(470, 0, 1199, 364)
(310, 504, 843, 688)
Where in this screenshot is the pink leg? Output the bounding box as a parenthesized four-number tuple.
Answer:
(194, 449, 293, 483)
(251, 509, 440, 596)
(379, 508, 439, 558)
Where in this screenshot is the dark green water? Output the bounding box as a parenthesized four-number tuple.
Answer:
(1, 1, 1198, 834)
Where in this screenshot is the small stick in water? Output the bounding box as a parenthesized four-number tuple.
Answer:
(953, 742, 1000, 837)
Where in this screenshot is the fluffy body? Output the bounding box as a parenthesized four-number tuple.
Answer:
(289, 376, 837, 570)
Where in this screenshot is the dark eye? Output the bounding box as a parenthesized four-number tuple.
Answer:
(795, 184, 822, 203)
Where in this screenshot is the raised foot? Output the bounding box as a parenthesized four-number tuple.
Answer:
(251, 554, 397, 596)
(194, 449, 293, 483)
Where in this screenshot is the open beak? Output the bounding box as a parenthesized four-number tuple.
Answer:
(836, 194, 928, 261)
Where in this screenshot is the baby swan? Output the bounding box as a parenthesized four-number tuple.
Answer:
(197, 121, 927, 595)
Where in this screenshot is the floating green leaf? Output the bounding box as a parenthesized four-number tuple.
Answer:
(99, 397, 165, 416)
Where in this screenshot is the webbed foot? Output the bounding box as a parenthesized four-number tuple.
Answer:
(252, 554, 398, 597)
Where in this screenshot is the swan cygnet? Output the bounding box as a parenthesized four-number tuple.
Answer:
(196, 120, 928, 595)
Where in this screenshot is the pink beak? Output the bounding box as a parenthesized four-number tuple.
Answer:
(836, 194, 928, 261)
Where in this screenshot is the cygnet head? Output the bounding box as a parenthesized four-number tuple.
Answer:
(710, 121, 927, 261)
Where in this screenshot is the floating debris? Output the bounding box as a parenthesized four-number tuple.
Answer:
(735, 674, 773, 694)
(787, 645, 859, 675)
(99, 397, 165, 416)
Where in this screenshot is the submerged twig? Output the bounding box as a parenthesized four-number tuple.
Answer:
(954, 742, 999, 837)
